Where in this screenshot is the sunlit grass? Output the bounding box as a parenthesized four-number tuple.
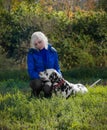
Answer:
(0, 80, 107, 130)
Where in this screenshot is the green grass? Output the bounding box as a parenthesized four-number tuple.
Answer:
(0, 79, 107, 130)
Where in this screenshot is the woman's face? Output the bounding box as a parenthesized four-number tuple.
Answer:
(34, 39, 45, 50)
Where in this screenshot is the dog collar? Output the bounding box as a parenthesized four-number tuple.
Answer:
(53, 79, 65, 89)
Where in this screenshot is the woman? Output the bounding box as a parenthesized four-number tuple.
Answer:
(27, 31, 61, 98)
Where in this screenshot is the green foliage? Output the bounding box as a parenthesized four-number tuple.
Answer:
(0, 47, 15, 70)
(0, 67, 107, 84)
(0, 82, 107, 130)
(0, 69, 107, 129)
(0, 79, 29, 95)
(0, 1, 107, 70)
(97, 0, 107, 12)
(0, 6, 40, 59)
(0, 2, 107, 129)
(43, 10, 107, 69)
(63, 67, 107, 81)
(72, 11, 107, 41)
(0, 69, 29, 81)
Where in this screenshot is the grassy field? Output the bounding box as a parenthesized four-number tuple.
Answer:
(0, 79, 107, 130)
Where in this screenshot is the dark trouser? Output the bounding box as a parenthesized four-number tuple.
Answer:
(30, 79, 52, 98)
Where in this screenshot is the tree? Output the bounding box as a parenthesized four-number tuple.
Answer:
(97, 0, 107, 12)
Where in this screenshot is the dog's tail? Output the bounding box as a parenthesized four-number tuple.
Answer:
(90, 79, 101, 87)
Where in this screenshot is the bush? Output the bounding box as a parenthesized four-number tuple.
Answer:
(47, 10, 107, 69)
(0, 2, 107, 70)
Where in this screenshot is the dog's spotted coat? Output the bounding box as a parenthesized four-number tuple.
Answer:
(39, 69, 88, 98)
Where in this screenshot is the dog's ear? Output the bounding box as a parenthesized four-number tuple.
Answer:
(53, 72, 61, 78)
(44, 70, 48, 76)
(51, 72, 59, 80)
(52, 72, 57, 76)
(49, 72, 55, 79)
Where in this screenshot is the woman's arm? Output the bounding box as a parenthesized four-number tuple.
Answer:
(54, 52, 62, 75)
(27, 53, 39, 79)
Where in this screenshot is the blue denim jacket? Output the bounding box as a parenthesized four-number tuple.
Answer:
(27, 44, 61, 79)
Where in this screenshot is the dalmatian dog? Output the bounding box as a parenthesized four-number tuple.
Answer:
(39, 69, 88, 99)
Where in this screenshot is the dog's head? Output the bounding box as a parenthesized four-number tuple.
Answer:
(39, 69, 62, 83)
